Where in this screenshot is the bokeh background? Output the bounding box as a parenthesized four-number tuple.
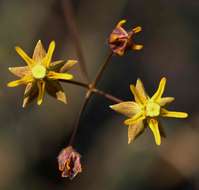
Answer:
(0, 0, 198, 189)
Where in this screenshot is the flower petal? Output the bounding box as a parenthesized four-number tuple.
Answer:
(148, 119, 161, 146)
(110, 101, 140, 117)
(15, 46, 34, 67)
(124, 112, 145, 126)
(46, 80, 67, 104)
(44, 41, 55, 67)
(37, 80, 45, 105)
(128, 121, 144, 144)
(132, 44, 143, 51)
(132, 26, 142, 33)
(32, 40, 46, 62)
(7, 76, 33, 87)
(161, 108, 188, 118)
(130, 84, 145, 104)
(158, 97, 175, 106)
(47, 71, 73, 80)
(151, 77, 166, 101)
(23, 82, 38, 107)
(60, 60, 77, 73)
(136, 79, 148, 102)
(8, 66, 30, 78)
(116, 19, 127, 27)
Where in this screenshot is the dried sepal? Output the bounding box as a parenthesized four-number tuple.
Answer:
(128, 121, 145, 144)
(46, 80, 67, 104)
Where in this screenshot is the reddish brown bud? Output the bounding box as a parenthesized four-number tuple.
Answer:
(109, 20, 143, 56)
(58, 146, 82, 179)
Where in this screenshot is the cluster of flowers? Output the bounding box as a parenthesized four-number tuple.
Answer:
(7, 20, 188, 179)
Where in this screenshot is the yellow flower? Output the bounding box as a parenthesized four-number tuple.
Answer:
(109, 20, 143, 56)
(110, 77, 188, 145)
(8, 40, 77, 107)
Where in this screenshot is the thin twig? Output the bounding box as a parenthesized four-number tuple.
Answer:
(61, 79, 122, 103)
(91, 51, 113, 87)
(92, 88, 122, 103)
(69, 96, 90, 145)
(61, 0, 89, 82)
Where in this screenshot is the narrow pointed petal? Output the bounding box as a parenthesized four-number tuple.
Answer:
(32, 40, 46, 62)
(124, 112, 145, 126)
(15, 46, 34, 67)
(130, 84, 145, 104)
(151, 77, 167, 101)
(128, 121, 144, 144)
(44, 41, 55, 67)
(161, 108, 188, 118)
(47, 71, 73, 80)
(132, 26, 142, 33)
(132, 44, 143, 51)
(23, 82, 38, 107)
(7, 76, 33, 87)
(8, 66, 30, 78)
(37, 80, 45, 105)
(158, 97, 175, 106)
(60, 60, 77, 73)
(46, 80, 67, 104)
(117, 19, 126, 27)
(148, 119, 161, 146)
(110, 101, 140, 117)
(136, 79, 148, 101)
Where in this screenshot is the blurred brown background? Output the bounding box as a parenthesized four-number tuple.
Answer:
(0, 0, 198, 190)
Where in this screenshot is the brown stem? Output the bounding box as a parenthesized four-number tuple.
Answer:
(92, 89, 122, 103)
(61, 80, 122, 103)
(69, 96, 90, 145)
(61, 0, 89, 82)
(91, 51, 113, 87)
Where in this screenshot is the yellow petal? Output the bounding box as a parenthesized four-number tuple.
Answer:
(148, 119, 161, 146)
(161, 108, 188, 118)
(37, 80, 45, 105)
(124, 112, 145, 126)
(132, 26, 142, 33)
(151, 77, 166, 101)
(130, 84, 145, 104)
(158, 97, 175, 106)
(128, 121, 144, 144)
(117, 19, 126, 27)
(15, 46, 34, 67)
(47, 71, 73, 80)
(32, 40, 46, 62)
(44, 41, 55, 67)
(110, 101, 141, 117)
(60, 60, 77, 73)
(132, 44, 143, 51)
(136, 79, 148, 102)
(7, 76, 33, 87)
(9, 66, 30, 78)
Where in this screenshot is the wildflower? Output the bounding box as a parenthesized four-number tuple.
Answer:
(58, 146, 82, 179)
(7, 40, 77, 107)
(108, 20, 143, 56)
(110, 77, 188, 145)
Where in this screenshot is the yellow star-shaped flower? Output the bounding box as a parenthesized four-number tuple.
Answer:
(8, 40, 77, 107)
(110, 77, 188, 145)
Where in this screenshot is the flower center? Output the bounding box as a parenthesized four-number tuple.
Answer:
(31, 64, 46, 79)
(146, 101, 160, 117)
